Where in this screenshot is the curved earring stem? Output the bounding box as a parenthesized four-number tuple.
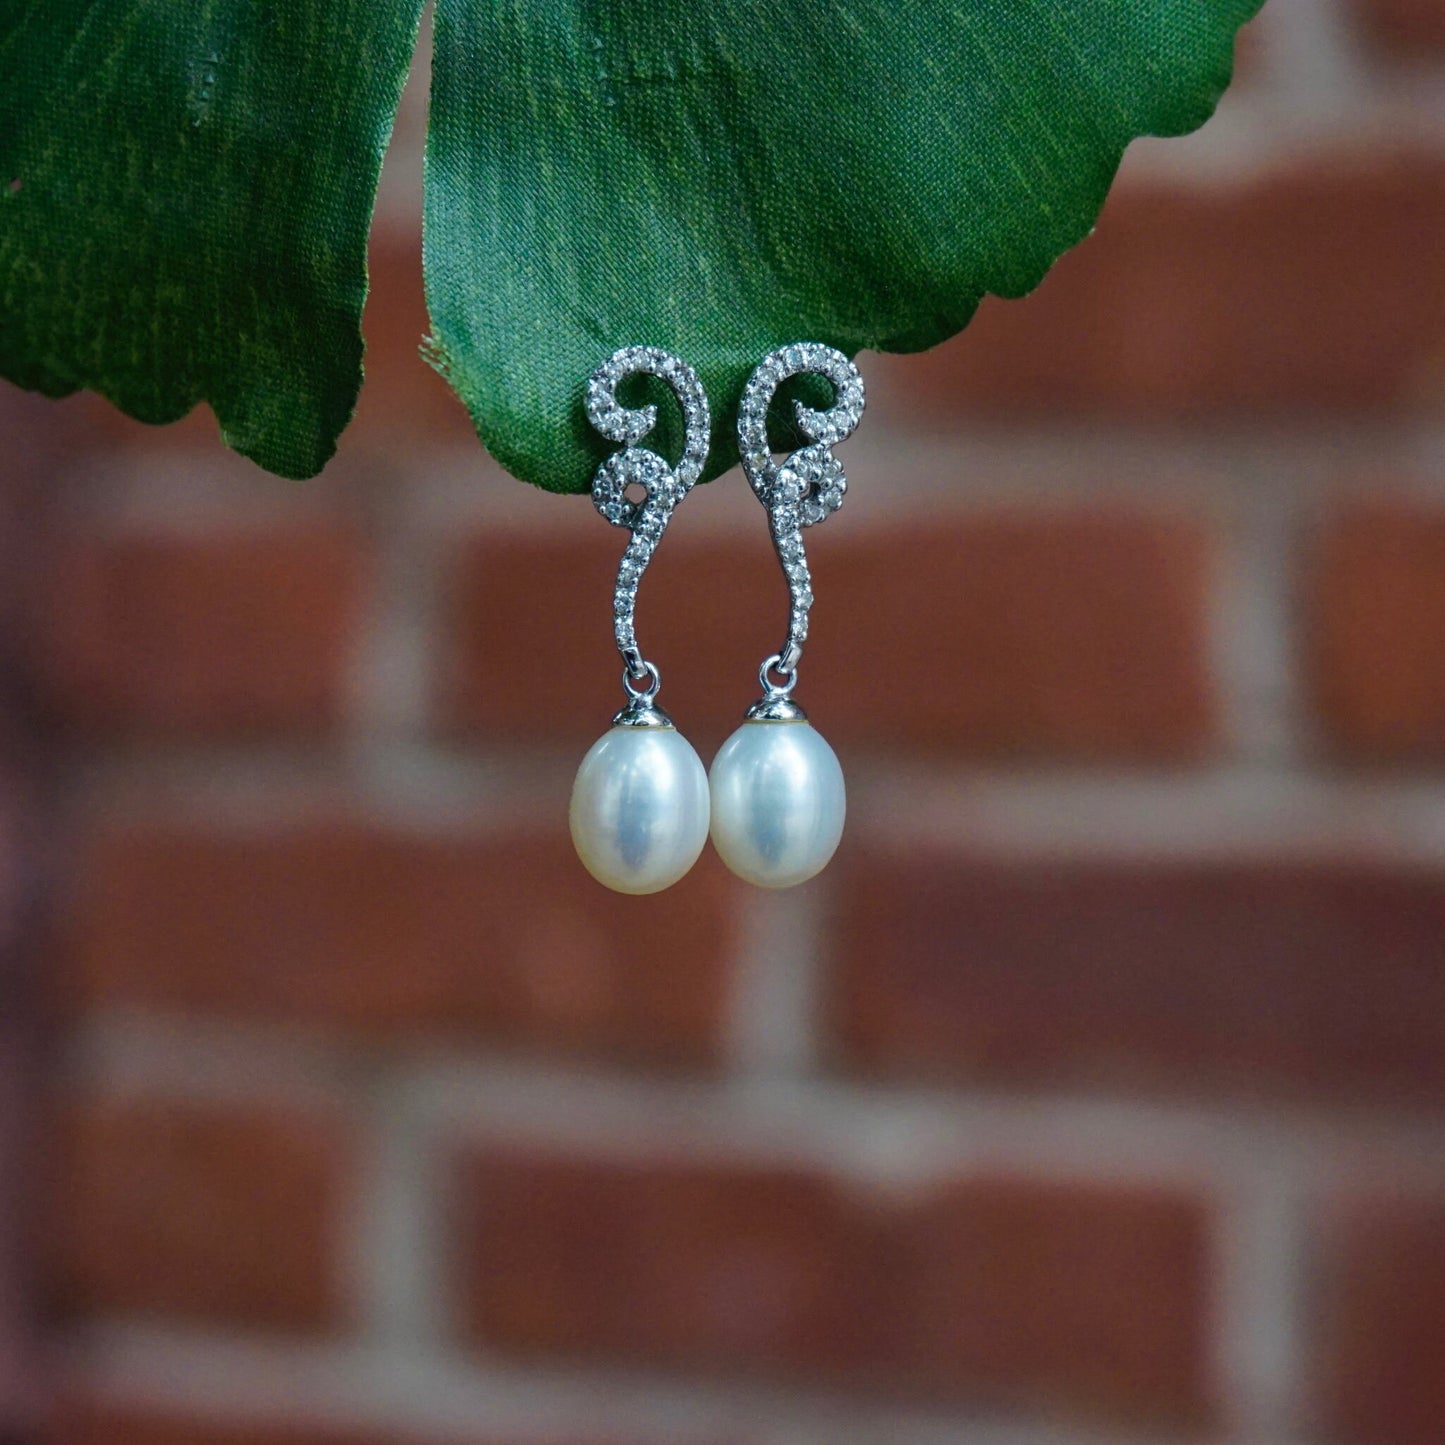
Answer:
(586, 346, 710, 715)
(737, 343, 864, 695)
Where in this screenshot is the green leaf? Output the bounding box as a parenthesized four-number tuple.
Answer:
(3, 2, 1258, 489)
(0, 0, 423, 479)
(425, 0, 1260, 494)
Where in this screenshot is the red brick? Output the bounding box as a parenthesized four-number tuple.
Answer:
(1317, 1194, 1445, 1445)
(48, 1098, 347, 1331)
(0, 383, 94, 475)
(351, 238, 476, 448)
(898, 1178, 1212, 1426)
(830, 855, 1445, 1104)
(889, 153, 1445, 421)
(448, 513, 1215, 761)
(5, 385, 223, 462)
(34, 527, 367, 737)
(67, 822, 736, 1069)
(1308, 504, 1445, 759)
(0, 1028, 34, 1433)
(47, 1400, 641, 1445)
(47, 1403, 404, 1445)
(1229, 13, 1268, 83)
(464, 1154, 868, 1375)
(460, 1149, 1214, 1429)
(1356, 0, 1445, 60)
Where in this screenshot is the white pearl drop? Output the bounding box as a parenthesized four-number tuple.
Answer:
(708, 720, 845, 889)
(570, 724, 710, 894)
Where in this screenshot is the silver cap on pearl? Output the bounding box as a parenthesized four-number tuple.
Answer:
(744, 695, 809, 723)
(613, 696, 676, 728)
(745, 652, 809, 722)
(612, 656, 673, 727)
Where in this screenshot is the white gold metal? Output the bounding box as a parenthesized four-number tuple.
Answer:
(736, 342, 864, 698)
(748, 653, 808, 721)
(586, 345, 710, 709)
(758, 652, 798, 698)
(620, 659, 662, 702)
(615, 660, 672, 727)
(745, 695, 808, 723)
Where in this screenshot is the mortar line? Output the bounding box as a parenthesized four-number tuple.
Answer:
(1213, 1155, 1309, 1441)
(1208, 478, 1304, 769)
(69, 1319, 1223, 1445)
(67, 1011, 1445, 1190)
(724, 882, 828, 1082)
(347, 1070, 451, 1351)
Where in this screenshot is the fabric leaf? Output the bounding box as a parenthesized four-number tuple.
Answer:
(0, 0, 424, 478)
(425, 0, 1261, 493)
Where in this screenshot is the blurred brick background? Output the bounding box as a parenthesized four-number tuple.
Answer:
(3, 2, 1445, 1442)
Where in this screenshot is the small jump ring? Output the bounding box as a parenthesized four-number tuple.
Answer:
(759, 653, 797, 697)
(623, 660, 662, 701)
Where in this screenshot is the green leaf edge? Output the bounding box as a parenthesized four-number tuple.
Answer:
(0, 1, 426, 481)
(1, 3, 1262, 487)
(421, 1, 1265, 496)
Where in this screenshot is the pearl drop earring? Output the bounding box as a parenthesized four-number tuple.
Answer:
(569, 347, 712, 895)
(708, 344, 864, 889)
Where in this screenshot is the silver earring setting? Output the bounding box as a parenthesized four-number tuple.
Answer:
(568, 347, 712, 895)
(570, 342, 863, 894)
(708, 344, 864, 889)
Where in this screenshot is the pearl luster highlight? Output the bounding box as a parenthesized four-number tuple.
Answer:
(569, 724, 710, 894)
(708, 720, 845, 888)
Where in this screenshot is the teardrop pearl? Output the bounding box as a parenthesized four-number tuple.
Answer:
(570, 725, 710, 894)
(708, 720, 845, 889)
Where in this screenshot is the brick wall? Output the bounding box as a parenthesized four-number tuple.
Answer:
(8, 3, 1445, 1442)
(0, 386, 63, 1440)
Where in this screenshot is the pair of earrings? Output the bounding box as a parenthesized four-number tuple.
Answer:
(569, 342, 865, 895)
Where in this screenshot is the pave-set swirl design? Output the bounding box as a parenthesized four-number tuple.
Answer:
(736, 343, 865, 686)
(570, 343, 865, 895)
(585, 345, 710, 690)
